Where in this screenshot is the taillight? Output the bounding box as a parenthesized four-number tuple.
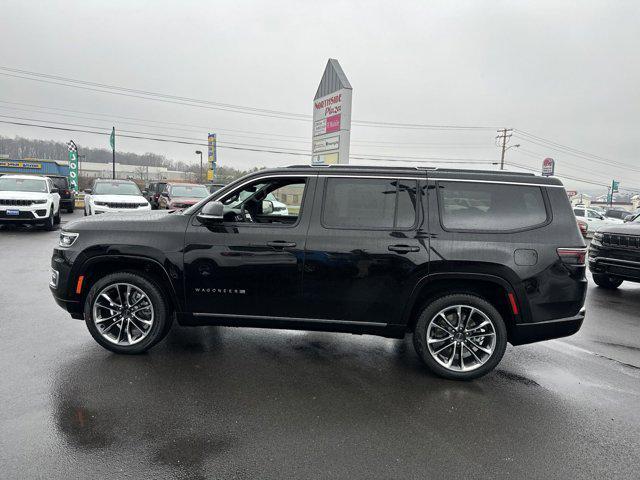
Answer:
(557, 248, 587, 265)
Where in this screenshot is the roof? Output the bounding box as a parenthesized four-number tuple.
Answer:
(94, 178, 137, 184)
(245, 164, 564, 186)
(314, 59, 352, 100)
(0, 174, 48, 180)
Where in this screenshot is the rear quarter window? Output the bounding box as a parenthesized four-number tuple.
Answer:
(438, 181, 549, 232)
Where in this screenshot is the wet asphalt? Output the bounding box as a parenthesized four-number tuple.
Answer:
(0, 211, 639, 479)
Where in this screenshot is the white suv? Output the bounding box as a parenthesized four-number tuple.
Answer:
(0, 174, 61, 230)
(573, 206, 623, 237)
(84, 179, 151, 215)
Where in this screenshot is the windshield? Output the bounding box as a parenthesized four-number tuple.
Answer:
(171, 185, 209, 198)
(93, 182, 142, 196)
(0, 177, 48, 193)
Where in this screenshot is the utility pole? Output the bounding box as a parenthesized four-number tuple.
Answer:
(496, 128, 513, 170)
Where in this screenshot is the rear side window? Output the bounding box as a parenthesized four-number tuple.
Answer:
(322, 178, 418, 229)
(438, 181, 548, 231)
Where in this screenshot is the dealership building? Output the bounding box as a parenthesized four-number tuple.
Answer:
(0, 156, 189, 183)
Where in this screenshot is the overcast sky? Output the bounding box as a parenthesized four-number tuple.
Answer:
(1, 0, 638, 191)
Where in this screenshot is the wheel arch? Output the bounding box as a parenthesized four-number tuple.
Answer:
(76, 255, 181, 313)
(402, 273, 521, 342)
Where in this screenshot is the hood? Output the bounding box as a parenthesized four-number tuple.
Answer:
(90, 194, 147, 203)
(65, 209, 184, 232)
(0, 191, 50, 200)
(596, 223, 640, 234)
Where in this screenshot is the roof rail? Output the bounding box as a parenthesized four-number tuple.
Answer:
(286, 164, 536, 176)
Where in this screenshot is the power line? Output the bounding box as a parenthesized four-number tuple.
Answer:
(0, 118, 503, 167)
(0, 66, 500, 130)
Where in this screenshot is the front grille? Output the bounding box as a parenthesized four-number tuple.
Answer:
(602, 233, 640, 249)
(0, 199, 32, 206)
(105, 202, 140, 209)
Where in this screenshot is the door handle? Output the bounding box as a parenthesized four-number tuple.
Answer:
(388, 244, 420, 253)
(266, 241, 297, 248)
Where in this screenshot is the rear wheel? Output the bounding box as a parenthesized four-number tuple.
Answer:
(413, 294, 507, 380)
(592, 274, 623, 289)
(84, 272, 172, 354)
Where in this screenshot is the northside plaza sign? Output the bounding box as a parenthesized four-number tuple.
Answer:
(311, 59, 352, 166)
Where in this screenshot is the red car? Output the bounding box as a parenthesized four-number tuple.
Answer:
(159, 183, 210, 210)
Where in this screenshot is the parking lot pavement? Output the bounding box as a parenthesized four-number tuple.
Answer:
(1, 210, 639, 479)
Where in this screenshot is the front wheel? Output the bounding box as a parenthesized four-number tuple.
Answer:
(84, 272, 173, 354)
(413, 294, 507, 380)
(592, 274, 623, 289)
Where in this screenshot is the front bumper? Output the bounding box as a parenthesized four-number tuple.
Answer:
(510, 308, 585, 345)
(50, 249, 84, 319)
(0, 205, 51, 224)
(588, 244, 640, 281)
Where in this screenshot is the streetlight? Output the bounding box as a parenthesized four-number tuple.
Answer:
(195, 150, 203, 183)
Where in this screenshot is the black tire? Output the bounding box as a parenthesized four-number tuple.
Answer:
(592, 274, 623, 289)
(84, 271, 173, 354)
(67, 207, 74, 213)
(43, 209, 56, 231)
(54, 209, 61, 224)
(413, 293, 507, 380)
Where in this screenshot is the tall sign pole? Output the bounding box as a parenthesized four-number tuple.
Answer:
(109, 126, 116, 179)
(311, 59, 352, 165)
(207, 133, 217, 180)
(66, 140, 79, 192)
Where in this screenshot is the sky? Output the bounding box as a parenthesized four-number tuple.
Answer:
(0, 0, 639, 192)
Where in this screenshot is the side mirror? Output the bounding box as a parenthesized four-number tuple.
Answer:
(197, 201, 224, 225)
(161, 192, 169, 198)
(84, 188, 92, 194)
(262, 200, 274, 215)
(51, 188, 59, 194)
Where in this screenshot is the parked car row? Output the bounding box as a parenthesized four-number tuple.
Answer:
(143, 181, 227, 209)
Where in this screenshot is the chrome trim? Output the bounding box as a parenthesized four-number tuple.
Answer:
(433, 178, 565, 187)
(192, 312, 387, 327)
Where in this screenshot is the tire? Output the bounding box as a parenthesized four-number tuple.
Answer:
(67, 207, 74, 213)
(84, 271, 173, 354)
(413, 293, 507, 380)
(43, 209, 56, 231)
(54, 209, 61, 224)
(592, 274, 623, 289)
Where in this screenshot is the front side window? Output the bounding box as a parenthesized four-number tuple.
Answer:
(218, 177, 307, 224)
(0, 177, 48, 193)
(587, 210, 602, 219)
(322, 178, 418, 229)
(438, 181, 548, 231)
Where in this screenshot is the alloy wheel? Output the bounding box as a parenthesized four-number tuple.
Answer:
(92, 283, 155, 345)
(426, 304, 497, 372)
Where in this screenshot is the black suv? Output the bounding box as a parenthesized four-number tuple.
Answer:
(50, 166, 587, 379)
(144, 181, 168, 209)
(47, 175, 74, 213)
(588, 217, 640, 289)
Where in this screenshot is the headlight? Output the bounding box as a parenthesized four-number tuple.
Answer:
(59, 231, 79, 248)
(33, 199, 47, 204)
(592, 232, 603, 246)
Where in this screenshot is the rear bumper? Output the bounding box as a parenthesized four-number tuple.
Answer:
(510, 308, 585, 345)
(60, 198, 74, 208)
